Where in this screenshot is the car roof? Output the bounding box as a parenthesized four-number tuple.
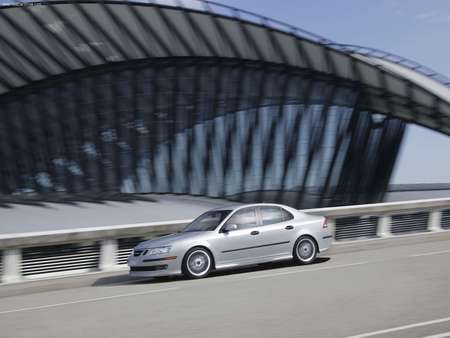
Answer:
(212, 203, 298, 213)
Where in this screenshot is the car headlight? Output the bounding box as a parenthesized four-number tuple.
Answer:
(144, 246, 171, 255)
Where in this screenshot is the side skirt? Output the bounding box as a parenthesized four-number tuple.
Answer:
(215, 254, 293, 271)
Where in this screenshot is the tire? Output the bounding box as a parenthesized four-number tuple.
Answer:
(293, 236, 318, 264)
(182, 247, 213, 279)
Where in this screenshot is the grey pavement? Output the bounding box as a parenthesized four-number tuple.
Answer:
(0, 194, 240, 234)
(0, 235, 449, 338)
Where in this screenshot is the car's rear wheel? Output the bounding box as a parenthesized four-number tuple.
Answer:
(293, 236, 317, 264)
(182, 247, 212, 279)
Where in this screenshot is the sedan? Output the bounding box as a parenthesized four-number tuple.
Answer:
(128, 203, 332, 279)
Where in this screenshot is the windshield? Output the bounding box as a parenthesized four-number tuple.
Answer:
(183, 210, 232, 232)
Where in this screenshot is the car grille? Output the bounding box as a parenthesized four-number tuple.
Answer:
(130, 265, 168, 272)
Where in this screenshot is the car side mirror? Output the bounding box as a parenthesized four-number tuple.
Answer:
(222, 223, 238, 233)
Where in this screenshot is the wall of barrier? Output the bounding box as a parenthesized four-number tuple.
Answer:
(1, 198, 449, 283)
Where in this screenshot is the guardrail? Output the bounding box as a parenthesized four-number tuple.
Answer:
(1, 198, 449, 283)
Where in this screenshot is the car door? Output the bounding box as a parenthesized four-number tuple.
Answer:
(211, 207, 267, 267)
(256, 206, 295, 258)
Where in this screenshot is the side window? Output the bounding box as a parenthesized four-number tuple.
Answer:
(226, 208, 258, 229)
(260, 206, 284, 225)
(281, 208, 294, 221)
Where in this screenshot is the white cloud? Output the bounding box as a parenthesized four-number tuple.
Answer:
(415, 10, 450, 24)
(416, 11, 438, 20)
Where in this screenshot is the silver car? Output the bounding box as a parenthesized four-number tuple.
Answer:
(128, 203, 332, 279)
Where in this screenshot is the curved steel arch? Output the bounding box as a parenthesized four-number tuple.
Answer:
(0, 0, 448, 133)
(327, 43, 450, 88)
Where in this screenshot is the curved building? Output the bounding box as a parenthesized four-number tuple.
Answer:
(0, 0, 449, 208)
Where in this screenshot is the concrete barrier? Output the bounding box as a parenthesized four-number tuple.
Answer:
(1, 198, 449, 283)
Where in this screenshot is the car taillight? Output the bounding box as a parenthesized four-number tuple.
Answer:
(323, 217, 328, 228)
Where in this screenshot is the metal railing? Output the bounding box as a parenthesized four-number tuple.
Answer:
(1, 198, 450, 283)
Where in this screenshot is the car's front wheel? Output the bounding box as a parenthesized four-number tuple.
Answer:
(293, 236, 317, 264)
(182, 247, 212, 279)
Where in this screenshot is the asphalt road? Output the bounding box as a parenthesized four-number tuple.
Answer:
(0, 237, 449, 338)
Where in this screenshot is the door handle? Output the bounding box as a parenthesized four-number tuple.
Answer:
(250, 230, 260, 235)
(285, 225, 294, 230)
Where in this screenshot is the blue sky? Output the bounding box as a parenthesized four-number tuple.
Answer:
(219, 0, 450, 184)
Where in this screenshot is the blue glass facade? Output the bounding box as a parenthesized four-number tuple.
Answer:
(0, 59, 405, 207)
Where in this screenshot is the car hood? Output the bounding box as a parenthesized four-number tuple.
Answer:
(135, 231, 206, 249)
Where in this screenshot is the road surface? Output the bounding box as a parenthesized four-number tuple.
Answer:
(0, 194, 240, 234)
(0, 236, 449, 338)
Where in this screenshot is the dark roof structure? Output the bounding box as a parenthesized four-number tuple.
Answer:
(0, 0, 449, 134)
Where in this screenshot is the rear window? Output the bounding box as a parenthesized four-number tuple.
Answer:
(260, 206, 294, 225)
(281, 208, 294, 221)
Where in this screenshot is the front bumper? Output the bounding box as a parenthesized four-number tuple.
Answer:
(128, 254, 182, 277)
